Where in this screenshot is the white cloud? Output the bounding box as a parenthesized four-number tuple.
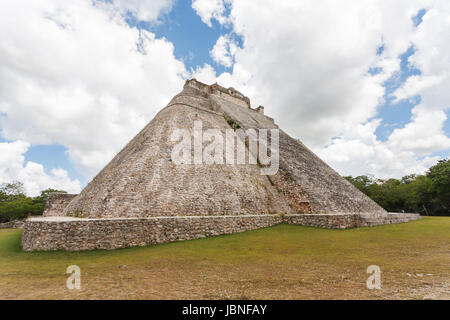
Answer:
(0, 0, 186, 179)
(0, 141, 81, 196)
(194, 0, 450, 178)
(387, 105, 450, 155)
(316, 120, 441, 179)
(393, 75, 445, 102)
(112, 0, 174, 22)
(192, 0, 230, 27)
(210, 34, 239, 67)
(191, 64, 218, 84)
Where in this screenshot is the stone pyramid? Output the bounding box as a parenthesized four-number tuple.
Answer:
(64, 79, 385, 218)
(22, 79, 420, 251)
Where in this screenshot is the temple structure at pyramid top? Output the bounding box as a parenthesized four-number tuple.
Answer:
(21, 79, 421, 251)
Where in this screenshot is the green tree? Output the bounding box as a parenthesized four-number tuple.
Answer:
(345, 160, 449, 216)
(0, 182, 68, 223)
(427, 159, 450, 215)
(0, 181, 26, 202)
(344, 175, 373, 193)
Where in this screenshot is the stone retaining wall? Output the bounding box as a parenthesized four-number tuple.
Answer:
(21, 213, 422, 251)
(283, 214, 359, 229)
(284, 212, 421, 229)
(358, 212, 422, 227)
(0, 219, 25, 229)
(21, 215, 282, 251)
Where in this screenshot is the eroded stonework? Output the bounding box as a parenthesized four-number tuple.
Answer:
(42, 193, 78, 217)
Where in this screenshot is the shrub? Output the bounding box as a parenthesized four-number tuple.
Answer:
(0, 198, 44, 223)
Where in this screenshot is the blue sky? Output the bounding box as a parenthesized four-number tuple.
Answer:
(0, 0, 449, 195)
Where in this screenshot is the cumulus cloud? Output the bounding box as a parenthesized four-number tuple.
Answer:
(0, 0, 186, 179)
(387, 106, 450, 155)
(393, 75, 445, 102)
(192, 0, 230, 27)
(210, 34, 239, 67)
(0, 141, 81, 196)
(193, 0, 450, 178)
(316, 120, 441, 179)
(112, 0, 174, 22)
(191, 64, 218, 84)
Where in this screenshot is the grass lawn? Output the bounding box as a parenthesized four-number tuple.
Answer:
(0, 217, 449, 300)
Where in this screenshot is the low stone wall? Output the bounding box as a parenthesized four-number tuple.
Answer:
(284, 212, 421, 229)
(21, 215, 282, 251)
(357, 212, 422, 227)
(21, 213, 422, 251)
(43, 193, 78, 217)
(284, 214, 359, 229)
(0, 219, 25, 229)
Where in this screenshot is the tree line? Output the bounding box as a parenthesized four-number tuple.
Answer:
(345, 159, 450, 216)
(0, 182, 65, 223)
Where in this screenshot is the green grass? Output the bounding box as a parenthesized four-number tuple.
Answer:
(0, 217, 449, 299)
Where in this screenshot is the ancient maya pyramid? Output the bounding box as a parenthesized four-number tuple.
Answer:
(22, 79, 420, 251)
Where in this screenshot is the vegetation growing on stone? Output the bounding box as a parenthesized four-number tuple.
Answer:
(226, 118, 241, 130)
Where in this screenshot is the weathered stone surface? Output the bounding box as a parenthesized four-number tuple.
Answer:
(42, 193, 78, 217)
(0, 219, 25, 229)
(21, 215, 282, 251)
(284, 212, 421, 229)
(357, 212, 422, 227)
(21, 213, 421, 251)
(284, 213, 359, 229)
